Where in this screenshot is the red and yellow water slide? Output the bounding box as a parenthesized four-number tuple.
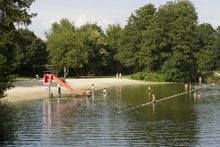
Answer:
(43, 74, 83, 95)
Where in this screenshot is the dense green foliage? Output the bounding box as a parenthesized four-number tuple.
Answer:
(45, 0, 220, 82)
(118, 4, 156, 71)
(117, 0, 219, 82)
(105, 24, 124, 73)
(78, 24, 108, 75)
(46, 19, 89, 78)
(14, 29, 48, 76)
(0, 0, 36, 98)
(130, 72, 166, 82)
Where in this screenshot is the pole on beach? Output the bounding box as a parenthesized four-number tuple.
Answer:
(48, 83, 53, 98)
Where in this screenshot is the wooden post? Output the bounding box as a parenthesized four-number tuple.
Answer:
(48, 83, 53, 98)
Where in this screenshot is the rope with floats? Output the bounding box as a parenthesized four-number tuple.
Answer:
(117, 83, 214, 114)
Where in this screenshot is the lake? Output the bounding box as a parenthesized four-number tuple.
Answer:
(1, 83, 220, 146)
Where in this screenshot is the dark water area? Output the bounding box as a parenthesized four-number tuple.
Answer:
(1, 84, 220, 146)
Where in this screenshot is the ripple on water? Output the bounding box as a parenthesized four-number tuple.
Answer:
(2, 84, 220, 146)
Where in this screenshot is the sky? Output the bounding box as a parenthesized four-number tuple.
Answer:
(27, 0, 220, 39)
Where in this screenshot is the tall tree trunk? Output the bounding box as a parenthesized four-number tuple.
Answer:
(63, 65, 69, 79)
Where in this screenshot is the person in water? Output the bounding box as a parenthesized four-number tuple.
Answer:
(86, 89, 91, 97)
(148, 86, 151, 92)
(184, 83, 188, 91)
(151, 94, 156, 104)
(91, 84, 95, 91)
(199, 76, 202, 85)
(103, 88, 107, 95)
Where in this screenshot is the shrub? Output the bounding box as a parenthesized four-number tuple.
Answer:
(130, 72, 166, 82)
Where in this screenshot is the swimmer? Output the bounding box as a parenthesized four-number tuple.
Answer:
(197, 92, 202, 98)
(151, 94, 156, 104)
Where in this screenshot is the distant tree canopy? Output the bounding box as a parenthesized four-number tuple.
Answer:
(44, 0, 219, 82)
(78, 23, 108, 75)
(118, 3, 156, 71)
(115, 0, 219, 82)
(0, 0, 36, 98)
(105, 24, 123, 72)
(14, 29, 48, 76)
(46, 19, 89, 78)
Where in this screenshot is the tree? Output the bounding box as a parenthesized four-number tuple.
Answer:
(139, 22, 163, 71)
(196, 23, 216, 74)
(14, 29, 47, 76)
(117, 3, 156, 71)
(46, 19, 88, 78)
(213, 26, 220, 70)
(105, 24, 123, 73)
(0, 0, 36, 98)
(78, 23, 108, 75)
(158, 0, 199, 82)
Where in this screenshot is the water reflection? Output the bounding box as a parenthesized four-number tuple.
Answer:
(3, 84, 220, 146)
(42, 98, 52, 144)
(0, 102, 17, 146)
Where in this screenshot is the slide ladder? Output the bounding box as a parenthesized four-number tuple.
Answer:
(43, 74, 83, 96)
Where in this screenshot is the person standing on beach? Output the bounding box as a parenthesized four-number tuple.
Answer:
(119, 73, 122, 79)
(116, 73, 118, 79)
(35, 74, 39, 80)
(57, 83, 61, 97)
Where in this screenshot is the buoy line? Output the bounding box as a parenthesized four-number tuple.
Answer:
(117, 83, 214, 114)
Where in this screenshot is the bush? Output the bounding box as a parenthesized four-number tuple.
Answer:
(207, 71, 220, 82)
(130, 72, 166, 82)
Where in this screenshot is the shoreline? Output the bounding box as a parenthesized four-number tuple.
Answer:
(3, 78, 169, 103)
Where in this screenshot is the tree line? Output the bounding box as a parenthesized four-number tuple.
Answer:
(1, 0, 220, 98)
(47, 0, 220, 82)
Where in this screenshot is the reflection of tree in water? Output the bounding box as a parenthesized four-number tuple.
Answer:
(0, 101, 18, 145)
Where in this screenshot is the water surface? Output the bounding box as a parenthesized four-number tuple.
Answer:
(1, 84, 220, 146)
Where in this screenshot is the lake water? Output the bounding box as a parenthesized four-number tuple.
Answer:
(1, 83, 220, 146)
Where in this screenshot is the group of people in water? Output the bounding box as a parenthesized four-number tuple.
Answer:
(85, 84, 107, 98)
(149, 76, 205, 104)
(55, 75, 205, 106)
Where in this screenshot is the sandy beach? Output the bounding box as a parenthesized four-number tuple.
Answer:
(3, 78, 153, 103)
